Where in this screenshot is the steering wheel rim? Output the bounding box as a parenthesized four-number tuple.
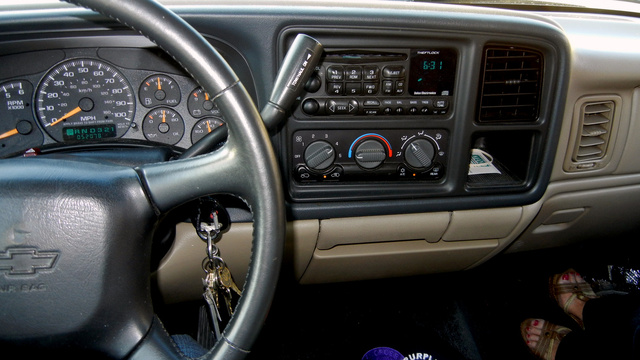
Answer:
(0, 0, 285, 359)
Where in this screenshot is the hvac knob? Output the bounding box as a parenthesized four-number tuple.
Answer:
(354, 139, 386, 169)
(304, 140, 336, 170)
(404, 138, 436, 169)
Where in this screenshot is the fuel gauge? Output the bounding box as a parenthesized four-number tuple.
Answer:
(139, 75, 181, 108)
(0, 80, 43, 157)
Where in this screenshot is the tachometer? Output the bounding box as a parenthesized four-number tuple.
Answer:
(36, 59, 135, 142)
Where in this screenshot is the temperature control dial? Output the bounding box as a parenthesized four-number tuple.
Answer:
(304, 140, 335, 171)
(404, 138, 436, 169)
(354, 139, 386, 169)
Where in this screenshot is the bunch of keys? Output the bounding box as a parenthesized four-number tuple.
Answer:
(196, 202, 242, 347)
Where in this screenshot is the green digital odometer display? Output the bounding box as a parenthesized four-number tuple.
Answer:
(62, 124, 117, 142)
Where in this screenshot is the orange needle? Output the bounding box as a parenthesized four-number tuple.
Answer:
(205, 92, 210, 101)
(157, 77, 162, 90)
(206, 121, 212, 133)
(49, 106, 81, 127)
(0, 128, 18, 140)
(162, 110, 166, 123)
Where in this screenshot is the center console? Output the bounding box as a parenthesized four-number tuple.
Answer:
(279, 28, 563, 212)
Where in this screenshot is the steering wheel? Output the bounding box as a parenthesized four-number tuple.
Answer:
(0, 0, 285, 359)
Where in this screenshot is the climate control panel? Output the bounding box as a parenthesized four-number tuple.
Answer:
(291, 129, 448, 183)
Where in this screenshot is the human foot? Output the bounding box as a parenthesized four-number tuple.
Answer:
(521, 318, 571, 360)
(549, 269, 597, 327)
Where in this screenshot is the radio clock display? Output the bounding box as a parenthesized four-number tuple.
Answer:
(408, 49, 457, 96)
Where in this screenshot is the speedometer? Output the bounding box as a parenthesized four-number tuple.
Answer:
(36, 59, 135, 143)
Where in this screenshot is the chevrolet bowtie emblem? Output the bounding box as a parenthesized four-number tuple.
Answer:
(0, 247, 59, 276)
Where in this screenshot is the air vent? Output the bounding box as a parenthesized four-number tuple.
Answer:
(574, 101, 615, 162)
(478, 46, 543, 123)
(565, 96, 621, 172)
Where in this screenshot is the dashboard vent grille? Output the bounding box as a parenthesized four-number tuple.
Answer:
(573, 101, 615, 162)
(478, 47, 543, 123)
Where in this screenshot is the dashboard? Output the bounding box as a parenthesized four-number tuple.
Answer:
(2, 1, 640, 293)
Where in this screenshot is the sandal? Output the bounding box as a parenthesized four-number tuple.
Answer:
(549, 268, 597, 329)
(521, 319, 571, 360)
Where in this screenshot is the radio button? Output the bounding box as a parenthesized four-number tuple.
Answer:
(382, 81, 394, 95)
(345, 82, 362, 95)
(327, 82, 344, 95)
(326, 66, 344, 81)
(345, 66, 362, 81)
(363, 83, 378, 95)
(326, 99, 359, 114)
(383, 65, 405, 78)
(363, 66, 380, 80)
(434, 100, 449, 109)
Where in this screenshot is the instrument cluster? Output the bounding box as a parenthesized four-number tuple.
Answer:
(0, 48, 226, 158)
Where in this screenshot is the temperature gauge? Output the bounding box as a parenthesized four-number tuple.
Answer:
(191, 117, 224, 144)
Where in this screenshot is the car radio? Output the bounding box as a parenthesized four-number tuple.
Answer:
(296, 48, 457, 117)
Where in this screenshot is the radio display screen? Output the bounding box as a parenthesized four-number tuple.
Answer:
(408, 49, 457, 96)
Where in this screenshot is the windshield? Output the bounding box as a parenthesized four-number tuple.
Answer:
(6, 0, 640, 16)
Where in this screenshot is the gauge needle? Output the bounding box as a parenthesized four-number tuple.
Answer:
(0, 128, 18, 140)
(157, 77, 162, 90)
(162, 110, 166, 122)
(206, 120, 212, 133)
(49, 106, 82, 127)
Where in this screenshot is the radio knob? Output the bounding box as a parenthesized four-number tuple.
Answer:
(302, 99, 320, 115)
(304, 140, 336, 170)
(354, 139, 386, 169)
(304, 75, 322, 93)
(404, 138, 436, 169)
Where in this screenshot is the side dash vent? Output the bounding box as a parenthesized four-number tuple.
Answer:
(574, 101, 615, 161)
(566, 96, 621, 172)
(478, 46, 543, 123)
